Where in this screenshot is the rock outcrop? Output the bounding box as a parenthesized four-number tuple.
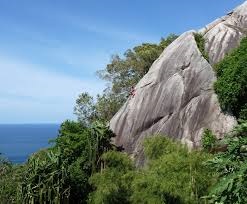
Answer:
(201, 1, 247, 64)
(110, 2, 247, 165)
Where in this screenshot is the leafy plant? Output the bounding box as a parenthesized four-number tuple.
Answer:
(0, 156, 24, 204)
(53, 120, 115, 203)
(89, 136, 215, 204)
(89, 151, 134, 204)
(74, 92, 97, 125)
(214, 37, 247, 119)
(18, 149, 70, 204)
(131, 136, 215, 204)
(194, 33, 209, 61)
(205, 121, 247, 203)
(240, 104, 247, 120)
(202, 129, 217, 151)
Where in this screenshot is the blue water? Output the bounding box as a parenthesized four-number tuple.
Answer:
(0, 124, 60, 163)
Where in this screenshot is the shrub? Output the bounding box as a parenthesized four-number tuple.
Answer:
(194, 33, 209, 61)
(0, 156, 24, 204)
(18, 149, 70, 204)
(89, 151, 134, 204)
(214, 37, 247, 119)
(202, 129, 217, 151)
(240, 104, 247, 120)
(205, 121, 247, 203)
(132, 136, 215, 204)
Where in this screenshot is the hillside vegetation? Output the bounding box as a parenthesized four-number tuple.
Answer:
(0, 34, 247, 204)
(214, 37, 247, 120)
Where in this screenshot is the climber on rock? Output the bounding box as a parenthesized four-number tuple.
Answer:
(129, 86, 136, 98)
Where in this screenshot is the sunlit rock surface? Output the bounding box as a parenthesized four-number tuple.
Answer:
(201, 1, 247, 64)
(110, 1, 247, 165)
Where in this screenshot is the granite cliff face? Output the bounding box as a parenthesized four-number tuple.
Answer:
(201, 1, 247, 64)
(110, 2, 247, 164)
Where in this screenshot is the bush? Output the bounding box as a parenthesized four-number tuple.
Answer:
(18, 149, 70, 204)
(202, 129, 217, 151)
(214, 37, 247, 119)
(131, 136, 215, 204)
(89, 136, 216, 204)
(194, 33, 209, 61)
(0, 156, 24, 204)
(53, 120, 115, 203)
(240, 104, 247, 120)
(205, 121, 247, 203)
(89, 151, 134, 204)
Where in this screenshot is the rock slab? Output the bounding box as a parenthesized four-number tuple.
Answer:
(110, 1, 247, 165)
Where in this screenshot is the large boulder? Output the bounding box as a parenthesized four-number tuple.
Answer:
(201, 1, 247, 64)
(110, 1, 247, 165)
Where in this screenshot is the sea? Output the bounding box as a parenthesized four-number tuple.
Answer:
(0, 124, 60, 164)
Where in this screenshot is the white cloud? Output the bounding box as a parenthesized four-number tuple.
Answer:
(0, 55, 105, 123)
(50, 47, 109, 70)
(72, 20, 155, 42)
(33, 9, 158, 43)
(66, 15, 157, 43)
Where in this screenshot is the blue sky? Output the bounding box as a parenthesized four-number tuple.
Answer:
(0, 0, 245, 123)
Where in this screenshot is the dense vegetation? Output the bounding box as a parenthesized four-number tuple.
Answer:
(214, 37, 247, 120)
(90, 136, 215, 204)
(204, 121, 247, 203)
(1, 33, 247, 203)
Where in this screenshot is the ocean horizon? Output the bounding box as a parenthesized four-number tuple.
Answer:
(0, 124, 60, 163)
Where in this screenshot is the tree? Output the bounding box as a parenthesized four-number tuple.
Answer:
(95, 90, 125, 122)
(53, 120, 115, 203)
(74, 92, 96, 125)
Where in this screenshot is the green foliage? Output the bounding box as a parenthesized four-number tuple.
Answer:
(53, 120, 93, 202)
(74, 92, 97, 125)
(88, 136, 215, 204)
(94, 90, 125, 122)
(205, 121, 247, 203)
(52, 120, 115, 203)
(131, 136, 215, 204)
(18, 149, 70, 204)
(194, 33, 209, 61)
(214, 37, 247, 119)
(0, 120, 116, 204)
(89, 151, 134, 204)
(143, 135, 180, 160)
(0, 156, 24, 204)
(240, 104, 247, 120)
(54, 120, 91, 164)
(202, 129, 217, 151)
